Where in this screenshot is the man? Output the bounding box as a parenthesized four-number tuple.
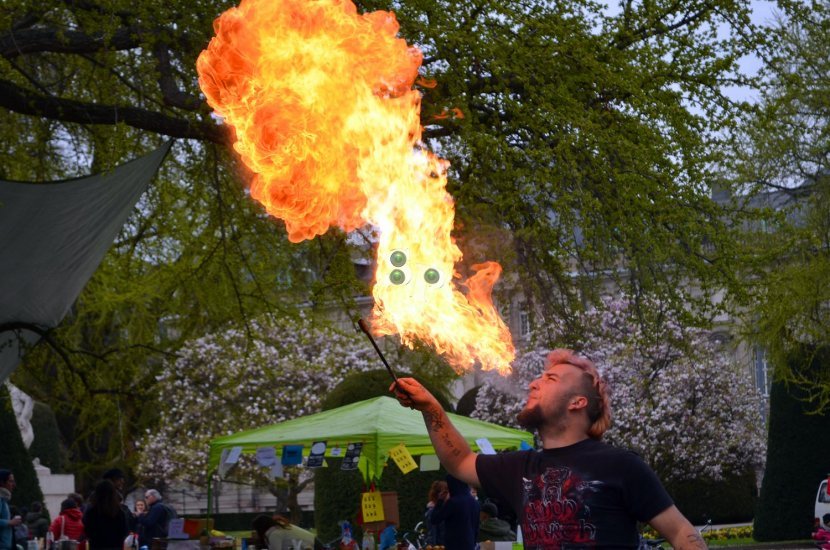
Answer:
(0, 470, 22, 550)
(391, 348, 706, 549)
(477, 501, 516, 542)
(137, 490, 177, 545)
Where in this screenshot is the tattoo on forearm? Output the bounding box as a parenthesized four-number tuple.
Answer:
(424, 406, 445, 431)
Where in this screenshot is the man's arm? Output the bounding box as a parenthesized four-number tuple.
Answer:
(391, 377, 480, 487)
(648, 506, 707, 550)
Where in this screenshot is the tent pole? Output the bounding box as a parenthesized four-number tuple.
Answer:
(207, 471, 213, 526)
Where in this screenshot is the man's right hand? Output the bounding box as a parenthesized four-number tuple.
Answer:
(10, 516, 22, 526)
(389, 377, 438, 411)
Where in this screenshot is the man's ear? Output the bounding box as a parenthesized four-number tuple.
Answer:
(568, 395, 588, 411)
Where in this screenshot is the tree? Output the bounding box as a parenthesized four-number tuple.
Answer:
(135, 312, 444, 519)
(472, 297, 765, 485)
(730, 1, 830, 409)
(3, 0, 773, 474)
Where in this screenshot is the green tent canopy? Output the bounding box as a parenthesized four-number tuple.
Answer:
(208, 396, 532, 481)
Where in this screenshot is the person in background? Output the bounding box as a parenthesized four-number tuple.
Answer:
(424, 480, 447, 546)
(250, 514, 316, 550)
(813, 513, 830, 550)
(26, 502, 50, 540)
(377, 523, 396, 550)
(101, 470, 133, 532)
(0, 470, 23, 550)
(132, 501, 146, 516)
(82, 480, 129, 550)
(136, 490, 176, 547)
(9, 507, 28, 546)
(476, 501, 515, 542)
(67, 494, 85, 513)
(49, 499, 86, 550)
(427, 475, 479, 550)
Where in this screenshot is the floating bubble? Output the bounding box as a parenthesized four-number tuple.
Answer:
(390, 250, 407, 267)
(424, 268, 440, 284)
(389, 269, 406, 285)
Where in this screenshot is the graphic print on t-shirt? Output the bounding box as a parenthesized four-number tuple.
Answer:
(521, 466, 602, 549)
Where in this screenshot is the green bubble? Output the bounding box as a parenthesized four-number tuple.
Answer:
(424, 268, 440, 284)
(389, 269, 406, 285)
(390, 250, 407, 267)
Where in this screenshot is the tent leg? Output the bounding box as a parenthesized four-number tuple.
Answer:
(207, 472, 213, 526)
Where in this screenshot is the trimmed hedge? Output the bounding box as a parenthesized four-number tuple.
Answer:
(320, 369, 453, 412)
(313, 457, 447, 543)
(29, 401, 64, 473)
(0, 384, 45, 510)
(315, 369, 453, 543)
(668, 469, 758, 524)
(754, 347, 830, 541)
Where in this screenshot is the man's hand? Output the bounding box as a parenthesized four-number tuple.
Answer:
(10, 516, 22, 526)
(389, 377, 439, 411)
(390, 376, 480, 487)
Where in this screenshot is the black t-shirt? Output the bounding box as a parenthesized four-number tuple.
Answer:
(476, 439, 673, 549)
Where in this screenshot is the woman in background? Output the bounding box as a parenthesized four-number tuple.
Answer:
(82, 481, 128, 550)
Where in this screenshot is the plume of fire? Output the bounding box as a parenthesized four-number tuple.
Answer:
(196, 0, 515, 374)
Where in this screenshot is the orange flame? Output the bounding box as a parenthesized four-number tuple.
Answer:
(197, 0, 514, 374)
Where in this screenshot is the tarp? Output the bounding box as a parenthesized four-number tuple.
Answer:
(208, 395, 532, 481)
(0, 141, 173, 383)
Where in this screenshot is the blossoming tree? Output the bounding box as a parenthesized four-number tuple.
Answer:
(136, 313, 376, 514)
(473, 297, 766, 484)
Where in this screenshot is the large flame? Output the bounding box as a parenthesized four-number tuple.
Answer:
(197, 0, 514, 373)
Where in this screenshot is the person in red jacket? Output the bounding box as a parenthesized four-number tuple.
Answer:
(49, 499, 86, 550)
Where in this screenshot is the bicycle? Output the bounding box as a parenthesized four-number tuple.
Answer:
(400, 521, 428, 550)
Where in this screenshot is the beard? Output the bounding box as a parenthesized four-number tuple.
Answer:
(516, 403, 545, 430)
(516, 394, 571, 432)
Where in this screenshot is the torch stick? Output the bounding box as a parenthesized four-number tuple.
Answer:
(357, 318, 399, 384)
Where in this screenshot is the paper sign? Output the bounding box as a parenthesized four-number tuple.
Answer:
(282, 445, 304, 465)
(420, 454, 440, 472)
(476, 438, 497, 455)
(388, 443, 418, 474)
(270, 462, 284, 479)
(218, 449, 232, 478)
(520, 440, 533, 451)
(330, 446, 342, 457)
(361, 491, 385, 523)
(256, 446, 278, 467)
(307, 441, 327, 468)
(167, 518, 187, 539)
(226, 446, 243, 464)
(341, 443, 363, 470)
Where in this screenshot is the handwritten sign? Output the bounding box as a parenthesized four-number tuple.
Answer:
(361, 491, 385, 523)
(388, 443, 417, 474)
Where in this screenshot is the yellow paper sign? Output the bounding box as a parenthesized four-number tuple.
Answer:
(361, 491, 385, 523)
(389, 443, 418, 474)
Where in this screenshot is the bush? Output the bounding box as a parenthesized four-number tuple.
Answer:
(668, 469, 758, 524)
(754, 347, 830, 541)
(320, 369, 453, 412)
(315, 369, 454, 542)
(0, 385, 45, 509)
(28, 401, 64, 473)
(313, 457, 447, 543)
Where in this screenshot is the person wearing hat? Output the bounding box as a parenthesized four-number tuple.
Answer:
(477, 502, 515, 542)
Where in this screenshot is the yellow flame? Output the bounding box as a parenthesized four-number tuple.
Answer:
(197, 0, 514, 373)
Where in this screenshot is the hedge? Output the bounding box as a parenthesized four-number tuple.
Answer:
(0, 384, 45, 511)
(668, 469, 758, 525)
(754, 346, 830, 541)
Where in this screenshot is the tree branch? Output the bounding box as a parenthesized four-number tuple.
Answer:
(152, 41, 204, 110)
(0, 25, 144, 58)
(0, 77, 230, 143)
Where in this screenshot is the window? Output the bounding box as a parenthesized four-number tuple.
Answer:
(754, 346, 771, 397)
(519, 307, 531, 338)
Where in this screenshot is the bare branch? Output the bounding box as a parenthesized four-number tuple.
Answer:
(0, 77, 230, 144)
(0, 25, 144, 58)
